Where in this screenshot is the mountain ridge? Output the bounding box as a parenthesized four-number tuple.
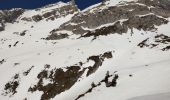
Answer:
(0, 0, 170, 100)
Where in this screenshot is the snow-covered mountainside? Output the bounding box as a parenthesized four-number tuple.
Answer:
(0, 0, 170, 100)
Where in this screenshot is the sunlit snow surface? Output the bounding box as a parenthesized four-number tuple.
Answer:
(0, 0, 170, 100)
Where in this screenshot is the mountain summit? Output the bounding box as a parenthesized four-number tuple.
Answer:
(0, 0, 170, 100)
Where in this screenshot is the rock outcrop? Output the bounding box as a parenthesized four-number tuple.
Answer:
(46, 0, 170, 40)
(0, 8, 24, 31)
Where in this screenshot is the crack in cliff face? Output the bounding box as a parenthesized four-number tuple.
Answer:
(138, 34, 170, 51)
(27, 51, 113, 100)
(46, 0, 170, 40)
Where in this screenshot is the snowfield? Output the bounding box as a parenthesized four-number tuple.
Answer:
(128, 92, 170, 100)
(0, 0, 170, 100)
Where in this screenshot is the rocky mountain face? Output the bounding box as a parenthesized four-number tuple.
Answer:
(47, 0, 170, 40)
(0, 8, 25, 31)
(0, 0, 170, 100)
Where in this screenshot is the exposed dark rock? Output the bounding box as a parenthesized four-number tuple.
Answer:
(102, 51, 113, 59)
(13, 41, 19, 47)
(162, 45, 170, 51)
(28, 51, 113, 100)
(76, 71, 119, 100)
(155, 34, 170, 43)
(23, 98, 27, 100)
(21, 17, 32, 22)
(46, 0, 170, 40)
(20, 30, 27, 36)
(124, 15, 168, 31)
(2, 74, 20, 96)
(129, 74, 133, 77)
(138, 34, 170, 51)
(138, 38, 149, 48)
(0, 8, 24, 23)
(86, 56, 102, 76)
(138, 0, 170, 17)
(28, 65, 85, 100)
(0, 8, 24, 32)
(14, 63, 20, 66)
(23, 4, 78, 22)
(46, 33, 69, 40)
(109, 74, 119, 87)
(8, 45, 12, 48)
(32, 15, 43, 22)
(80, 14, 168, 39)
(86, 51, 113, 76)
(81, 21, 127, 39)
(44, 64, 51, 69)
(23, 66, 34, 76)
(102, 71, 119, 87)
(13, 32, 20, 35)
(42, 11, 56, 18)
(0, 59, 5, 65)
(0, 22, 5, 31)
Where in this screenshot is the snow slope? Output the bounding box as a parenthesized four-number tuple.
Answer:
(0, 0, 170, 100)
